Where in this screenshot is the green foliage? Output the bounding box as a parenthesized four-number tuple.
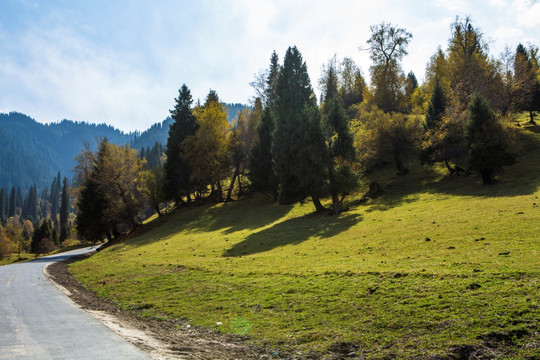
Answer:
(338, 57, 366, 115)
(31, 219, 54, 255)
(272, 46, 317, 205)
(465, 93, 516, 184)
(59, 177, 71, 243)
(353, 108, 421, 174)
(164, 84, 198, 203)
(367, 22, 412, 113)
(71, 127, 540, 357)
(248, 107, 278, 196)
(75, 139, 147, 242)
(181, 90, 230, 200)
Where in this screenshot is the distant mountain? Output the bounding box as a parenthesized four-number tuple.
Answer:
(0, 112, 132, 191)
(1, 102, 250, 191)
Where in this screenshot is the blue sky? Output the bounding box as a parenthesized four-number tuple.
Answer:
(1, 0, 539, 132)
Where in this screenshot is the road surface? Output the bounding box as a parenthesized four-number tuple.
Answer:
(0, 248, 150, 360)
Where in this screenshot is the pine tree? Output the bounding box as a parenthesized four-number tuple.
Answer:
(0, 187, 6, 221)
(320, 59, 358, 214)
(465, 93, 516, 184)
(273, 46, 314, 205)
(265, 51, 280, 108)
(248, 106, 278, 197)
(31, 220, 53, 255)
(16, 187, 23, 213)
(164, 84, 198, 203)
(272, 46, 327, 211)
(8, 186, 16, 218)
(59, 177, 70, 243)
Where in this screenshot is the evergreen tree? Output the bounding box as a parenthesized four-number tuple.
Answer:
(512, 44, 538, 125)
(31, 220, 53, 255)
(8, 186, 16, 218)
(248, 106, 278, 197)
(21, 185, 38, 223)
(273, 46, 314, 205)
(49, 172, 61, 218)
(164, 84, 198, 203)
(272, 46, 326, 211)
(59, 177, 70, 243)
(265, 51, 280, 108)
(16, 187, 23, 213)
(296, 101, 329, 212)
(0, 187, 7, 221)
(424, 77, 446, 130)
(323, 97, 358, 214)
(320, 59, 359, 214)
(465, 93, 516, 184)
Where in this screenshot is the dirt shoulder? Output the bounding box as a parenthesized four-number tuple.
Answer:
(45, 253, 274, 360)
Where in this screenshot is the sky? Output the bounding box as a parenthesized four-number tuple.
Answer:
(1, 0, 539, 132)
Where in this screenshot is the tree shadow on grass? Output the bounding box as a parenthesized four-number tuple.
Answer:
(181, 199, 294, 236)
(126, 197, 294, 248)
(352, 126, 540, 213)
(223, 212, 362, 257)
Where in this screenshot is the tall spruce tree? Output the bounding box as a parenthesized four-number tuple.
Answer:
(272, 46, 326, 211)
(164, 84, 198, 203)
(248, 106, 278, 197)
(16, 187, 23, 213)
(465, 93, 516, 184)
(59, 177, 70, 243)
(321, 60, 358, 214)
(265, 51, 280, 108)
(0, 187, 7, 221)
(8, 186, 16, 218)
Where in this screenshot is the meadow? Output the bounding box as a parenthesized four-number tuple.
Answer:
(70, 123, 539, 359)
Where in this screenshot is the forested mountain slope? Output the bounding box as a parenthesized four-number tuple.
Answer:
(1, 103, 249, 191)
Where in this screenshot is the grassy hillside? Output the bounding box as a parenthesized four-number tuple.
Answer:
(71, 124, 540, 359)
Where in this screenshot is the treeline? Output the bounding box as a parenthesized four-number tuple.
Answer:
(0, 172, 73, 259)
(73, 16, 539, 243)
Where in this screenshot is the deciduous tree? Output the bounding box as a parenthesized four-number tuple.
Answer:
(366, 22, 412, 113)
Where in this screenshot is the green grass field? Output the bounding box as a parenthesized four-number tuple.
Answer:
(71, 123, 539, 359)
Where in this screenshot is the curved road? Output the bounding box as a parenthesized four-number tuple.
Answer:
(0, 248, 150, 359)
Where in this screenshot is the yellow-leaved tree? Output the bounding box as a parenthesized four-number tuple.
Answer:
(182, 90, 230, 202)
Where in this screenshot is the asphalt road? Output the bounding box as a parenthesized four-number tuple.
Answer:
(0, 248, 150, 360)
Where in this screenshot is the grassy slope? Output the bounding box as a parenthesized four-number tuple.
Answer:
(71, 124, 540, 359)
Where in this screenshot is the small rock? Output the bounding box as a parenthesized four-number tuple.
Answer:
(467, 283, 481, 290)
(425, 237, 431, 242)
(498, 251, 510, 256)
(447, 246, 455, 249)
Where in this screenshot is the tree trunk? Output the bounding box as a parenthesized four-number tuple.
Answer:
(444, 159, 456, 175)
(226, 167, 239, 202)
(331, 192, 342, 215)
(480, 170, 494, 185)
(311, 196, 327, 213)
(394, 148, 409, 175)
(529, 110, 537, 126)
(214, 181, 224, 202)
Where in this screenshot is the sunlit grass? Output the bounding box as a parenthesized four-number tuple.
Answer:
(71, 125, 540, 358)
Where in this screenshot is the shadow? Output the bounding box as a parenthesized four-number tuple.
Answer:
(181, 198, 294, 235)
(350, 126, 540, 213)
(223, 212, 362, 257)
(126, 197, 294, 249)
(28, 249, 95, 263)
